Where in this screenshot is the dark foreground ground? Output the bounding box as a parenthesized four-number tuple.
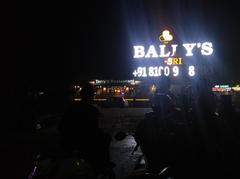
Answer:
(0, 107, 151, 179)
(2, 107, 240, 179)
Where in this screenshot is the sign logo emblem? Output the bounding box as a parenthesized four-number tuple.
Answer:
(159, 30, 173, 44)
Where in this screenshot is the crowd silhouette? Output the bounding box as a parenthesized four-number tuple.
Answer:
(134, 77, 240, 178)
(18, 78, 240, 178)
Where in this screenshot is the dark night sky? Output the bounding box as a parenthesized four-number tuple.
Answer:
(1, 0, 240, 92)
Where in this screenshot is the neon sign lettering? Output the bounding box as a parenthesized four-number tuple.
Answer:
(132, 30, 213, 78)
(133, 42, 213, 58)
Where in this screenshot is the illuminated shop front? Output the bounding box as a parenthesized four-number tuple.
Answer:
(212, 84, 240, 108)
(212, 85, 232, 95)
(212, 84, 240, 95)
(74, 79, 157, 99)
(89, 79, 141, 98)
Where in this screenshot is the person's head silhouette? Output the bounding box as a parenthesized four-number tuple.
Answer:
(220, 95, 233, 112)
(152, 93, 175, 114)
(157, 76, 171, 93)
(197, 87, 216, 117)
(80, 83, 95, 102)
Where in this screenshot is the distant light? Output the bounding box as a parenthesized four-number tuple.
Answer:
(94, 99, 107, 101)
(135, 99, 150, 101)
(125, 98, 134, 101)
(36, 124, 42, 130)
(212, 85, 232, 92)
(212, 87, 231, 92)
(232, 86, 240, 91)
(232, 85, 240, 92)
(39, 92, 44, 95)
(220, 85, 230, 88)
(151, 85, 157, 92)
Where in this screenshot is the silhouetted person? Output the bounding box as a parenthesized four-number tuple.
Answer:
(218, 95, 236, 124)
(179, 85, 194, 114)
(219, 95, 240, 132)
(17, 91, 37, 131)
(218, 95, 240, 176)
(58, 83, 112, 174)
(156, 76, 177, 105)
(189, 85, 240, 177)
(135, 93, 189, 177)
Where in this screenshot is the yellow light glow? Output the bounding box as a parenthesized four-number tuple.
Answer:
(74, 98, 151, 102)
(151, 85, 157, 92)
(125, 98, 134, 101)
(162, 30, 173, 41)
(135, 99, 150, 101)
(94, 99, 107, 101)
(232, 87, 240, 91)
(125, 98, 150, 101)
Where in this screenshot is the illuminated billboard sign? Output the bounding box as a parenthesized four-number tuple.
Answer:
(132, 30, 213, 78)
